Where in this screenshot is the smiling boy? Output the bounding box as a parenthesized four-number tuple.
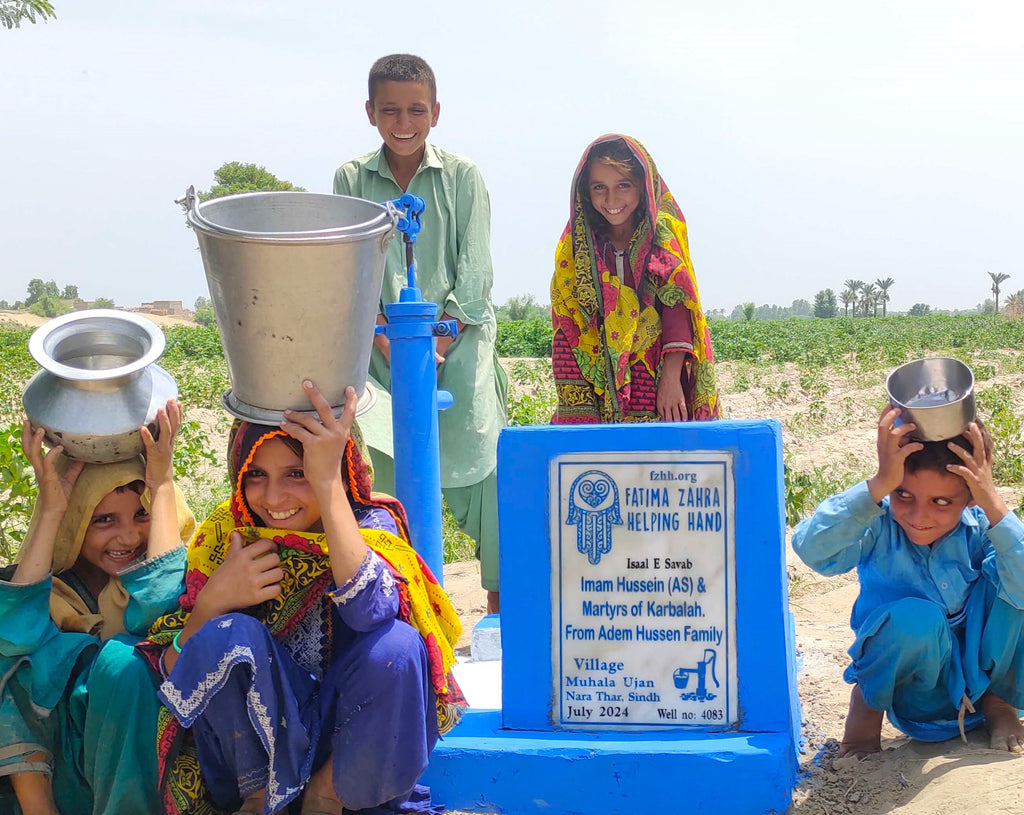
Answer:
(333, 54, 507, 612)
(792, 405, 1024, 755)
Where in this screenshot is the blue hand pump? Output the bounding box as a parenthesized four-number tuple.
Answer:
(378, 194, 455, 583)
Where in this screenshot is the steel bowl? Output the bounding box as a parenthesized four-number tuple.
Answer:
(885, 357, 975, 442)
(21, 310, 178, 463)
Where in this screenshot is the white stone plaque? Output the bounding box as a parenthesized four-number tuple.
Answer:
(550, 451, 737, 729)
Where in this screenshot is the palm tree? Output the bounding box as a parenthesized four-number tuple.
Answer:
(860, 283, 878, 317)
(989, 272, 1011, 314)
(843, 280, 864, 317)
(840, 289, 856, 317)
(0, 0, 55, 29)
(874, 278, 894, 317)
(742, 302, 756, 322)
(1005, 291, 1024, 318)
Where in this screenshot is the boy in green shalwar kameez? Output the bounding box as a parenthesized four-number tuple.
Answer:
(334, 54, 507, 612)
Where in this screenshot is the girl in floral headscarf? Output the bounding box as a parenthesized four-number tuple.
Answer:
(551, 134, 720, 424)
(0, 400, 193, 815)
(139, 381, 464, 815)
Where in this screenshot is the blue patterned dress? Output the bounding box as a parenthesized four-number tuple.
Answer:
(158, 507, 439, 814)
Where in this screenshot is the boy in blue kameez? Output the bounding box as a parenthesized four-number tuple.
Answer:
(793, 405, 1024, 756)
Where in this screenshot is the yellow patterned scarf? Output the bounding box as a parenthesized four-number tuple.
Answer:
(551, 134, 720, 422)
(137, 424, 464, 814)
(151, 500, 463, 717)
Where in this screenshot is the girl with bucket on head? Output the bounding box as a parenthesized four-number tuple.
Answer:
(0, 401, 195, 815)
(551, 134, 720, 424)
(138, 381, 465, 815)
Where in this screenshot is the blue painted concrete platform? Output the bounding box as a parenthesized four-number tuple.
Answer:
(425, 709, 795, 814)
(425, 421, 800, 814)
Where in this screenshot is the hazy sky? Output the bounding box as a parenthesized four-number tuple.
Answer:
(2, 0, 1022, 314)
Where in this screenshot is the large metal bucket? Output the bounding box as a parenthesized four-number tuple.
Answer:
(182, 187, 397, 421)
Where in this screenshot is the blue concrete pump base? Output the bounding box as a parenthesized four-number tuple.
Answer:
(424, 709, 795, 814)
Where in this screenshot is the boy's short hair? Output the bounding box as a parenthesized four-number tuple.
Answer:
(904, 419, 993, 475)
(368, 54, 436, 105)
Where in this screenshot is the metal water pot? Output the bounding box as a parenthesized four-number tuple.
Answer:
(21, 310, 178, 463)
(886, 357, 976, 441)
(180, 186, 398, 422)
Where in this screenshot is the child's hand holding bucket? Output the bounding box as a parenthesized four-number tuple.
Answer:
(947, 422, 1008, 526)
(867, 406, 923, 504)
(279, 381, 356, 493)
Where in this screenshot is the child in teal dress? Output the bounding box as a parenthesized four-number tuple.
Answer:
(0, 401, 194, 814)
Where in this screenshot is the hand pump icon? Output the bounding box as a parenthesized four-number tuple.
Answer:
(674, 649, 720, 702)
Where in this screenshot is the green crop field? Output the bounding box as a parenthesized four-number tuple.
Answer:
(3, 316, 1024, 563)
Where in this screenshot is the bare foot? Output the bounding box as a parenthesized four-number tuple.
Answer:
(838, 684, 884, 757)
(302, 759, 343, 814)
(980, 692, 1024, 752)
(486, 590, 500, 615)
(234, 789, 266, 814)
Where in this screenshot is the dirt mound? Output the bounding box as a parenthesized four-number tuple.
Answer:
(0, 310, 197, 328)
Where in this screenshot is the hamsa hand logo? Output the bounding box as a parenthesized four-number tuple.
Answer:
(566, 470, 622, 565)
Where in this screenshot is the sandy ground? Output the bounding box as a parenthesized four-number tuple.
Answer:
(0, 309, 197, 328)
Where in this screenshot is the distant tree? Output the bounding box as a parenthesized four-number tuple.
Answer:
(0, 0, 55, 29)
(874, 278, 894, 317)
(194, 295, 210, 311)
(759, 304, 789, 320)
(26, 278, 60, 307)
(976, 298, 996, 314)
(0, 300, 9, 309)
(199, 162, 306, 201)
(499, 293, 547, 322)
(838, 288, 856, 317)
(989, 271, 1011, 314)
(907, 303, 932, 317)
(93, 297, 115, 308)
(194, 306, 217, 327)
(61, 284, 79, 300)
(843, 280, 864, 317)
(29, 294, 70, 318)
(13, 300, 24, 309)
(859, 283, 878, 317)
(788, 298, 811, 317)
(1004, 291, 1024, 318)
(813, 289, 837, 318)
(727, 301, 824, 320)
